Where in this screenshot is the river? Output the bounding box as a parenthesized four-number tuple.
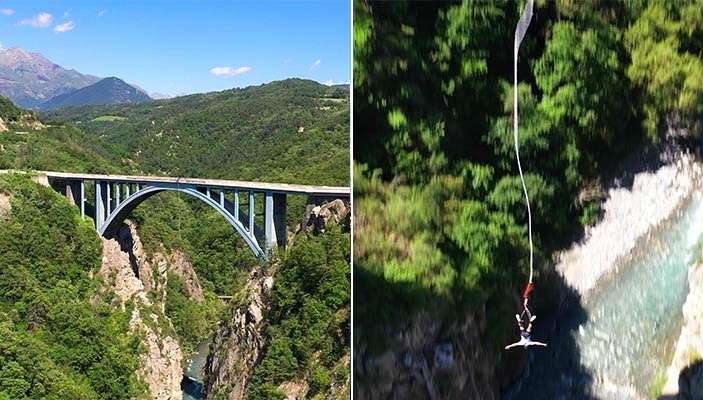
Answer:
(506, 189, 703, 399)
(182, 340, 210, 400)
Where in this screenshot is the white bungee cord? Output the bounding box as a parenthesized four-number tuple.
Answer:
(514, 0, 535, 290)
(505, 0, 547, 351)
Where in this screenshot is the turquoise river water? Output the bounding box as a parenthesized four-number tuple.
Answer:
(506, 190, 703, 399)
(182, 340, 210, 400)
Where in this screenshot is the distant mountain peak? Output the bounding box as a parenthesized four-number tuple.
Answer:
(0, 46, 100, 108)
(0, 46, 55, 69)
(40, 76, 152, 110)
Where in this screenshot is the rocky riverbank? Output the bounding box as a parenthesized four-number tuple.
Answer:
(556, 151, 703, 299)
(661, 260, 703, 398)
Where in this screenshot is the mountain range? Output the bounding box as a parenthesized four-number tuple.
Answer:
(0, 47, 150, 110)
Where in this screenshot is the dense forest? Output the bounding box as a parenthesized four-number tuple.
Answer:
(0, 174, 145, 399)
(354, 0, 703, 394)
(43, 79, 350, 186)
(0, 78, 350, 398)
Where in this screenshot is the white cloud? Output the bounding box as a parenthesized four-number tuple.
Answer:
(19, 12, 52, 28)
(283, 58, 292, 64)
(54, 21, 75, 33)
(0, 8, 14, 16)
(98, 9, 107, 17)
(310, 59, 321, 70)
(323, 79, 350, 86)
(209, 66, 253, 77)
(150, 92, 173, 100)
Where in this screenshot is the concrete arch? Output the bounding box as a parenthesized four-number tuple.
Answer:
(98, 185, 265, 259)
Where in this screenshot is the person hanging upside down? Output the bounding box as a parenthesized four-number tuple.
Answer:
(504, 313, 547, 349)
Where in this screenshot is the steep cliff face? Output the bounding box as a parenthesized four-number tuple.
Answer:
(129, 307, 184, 400)
(100, 233, 183, 399)
(0, 192, 11, 219)
(203, 265, 274, 400)
(99, 237, 146, 305)
(99, 219, 206, 399)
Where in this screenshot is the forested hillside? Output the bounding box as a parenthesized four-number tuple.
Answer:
(0, 174, 145, 399)
(354, 0, 703, 397)
(44, 79, 350, 186)
(0, 96, 116, 173)
(247, 226, 350, 400)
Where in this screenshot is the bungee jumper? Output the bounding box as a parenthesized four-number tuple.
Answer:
(505, 0, 546, 350)
(505, 284, 547, 349)
(505, 313, 547, 349)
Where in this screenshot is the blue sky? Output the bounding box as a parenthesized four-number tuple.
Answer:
(0, 1, 350, 96)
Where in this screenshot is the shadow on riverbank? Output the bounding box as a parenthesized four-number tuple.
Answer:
(658, 360, 703, 400)
(501, 266, 595, 400)
(182, 376, 204, 399)
(603, 131, 702, 193)
(353, 258, 596, 400)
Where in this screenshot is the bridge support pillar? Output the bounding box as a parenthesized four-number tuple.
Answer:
(265, 192, 287, 251)
(95, 181, 108, 229)
(65, 180, 82, 210)
(66, 180, 85, 219)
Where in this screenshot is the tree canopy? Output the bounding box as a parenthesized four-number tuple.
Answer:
(353, 0, 703, 376)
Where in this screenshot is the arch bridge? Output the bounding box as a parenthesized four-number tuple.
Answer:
(43, 171, 350, 259)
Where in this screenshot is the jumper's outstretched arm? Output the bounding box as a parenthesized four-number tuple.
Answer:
(527, 341, 547, 347)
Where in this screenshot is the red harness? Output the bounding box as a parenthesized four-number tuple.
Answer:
(522, 282, 535, 301)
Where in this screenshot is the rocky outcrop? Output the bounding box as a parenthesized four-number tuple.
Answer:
(203, 265, 275, 400)
(0, 113, 46, 132)
(170, 249, 204, 301)
(130, 308, 183, 400)
(354, 309, 499, 400)
(114, 220, 203, 301)
(18, 114, 45, 130)
(661, 261, 703, 399)
(99, 237, 148, 305)
(557, 152, 703, 298)
(115, 221, 154, 291)
(0, 192, 11, 219)
(303, 199, 351, 234)
(278, 380, 309, 400)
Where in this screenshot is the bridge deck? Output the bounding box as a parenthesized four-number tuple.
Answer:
(42, 171, 349, 196)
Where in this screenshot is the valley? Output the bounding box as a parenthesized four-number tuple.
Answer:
(0, 77, 350, 399)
